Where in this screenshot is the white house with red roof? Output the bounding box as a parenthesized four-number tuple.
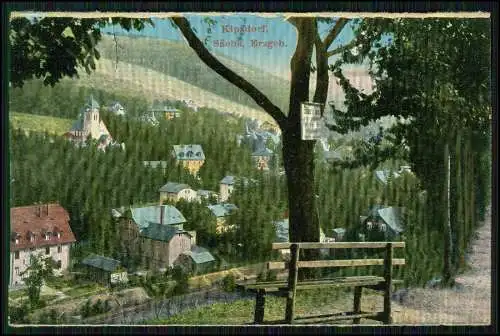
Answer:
(10, 203, 77, 287)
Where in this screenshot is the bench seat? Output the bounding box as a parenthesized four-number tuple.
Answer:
(240, 276, 404, 293)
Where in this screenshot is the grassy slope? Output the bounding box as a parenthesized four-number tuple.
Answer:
(9, 112, 73, 135)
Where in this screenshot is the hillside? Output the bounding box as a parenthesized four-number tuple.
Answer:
(9, 112, 73, 135)
(97, 34, 291, 113)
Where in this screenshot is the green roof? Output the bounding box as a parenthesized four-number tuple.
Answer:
(159, 182, 192, 193)
(207, 203, 238, 217)
(183, 246, 215, 264)
(82, 254, 121, 272)
(85, 94, 100, 110)
(141, 223, 190, 242)
(130, 205, 186, 229)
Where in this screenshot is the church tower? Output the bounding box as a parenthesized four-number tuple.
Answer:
(83, 94, 101, 139)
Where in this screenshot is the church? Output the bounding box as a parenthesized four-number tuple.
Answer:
(64, 95, 123, 151)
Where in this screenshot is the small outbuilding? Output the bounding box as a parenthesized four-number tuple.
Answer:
(81, 254, 128, 286)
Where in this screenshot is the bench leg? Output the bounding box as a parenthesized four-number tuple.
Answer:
(254, 289, 265, 324)
(285, 291, 296, 324)
(383, 285, 392, 324)
(353, 286, 362, 324)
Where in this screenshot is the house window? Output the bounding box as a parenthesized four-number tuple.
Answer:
(57, 232, 61, 239)
(30, 235, 34, 242)
(14, 251, 20, 260)
(15, 267, 20, 275)
(45, 233, 51, 240)
(45, 247, 50, 255)
(15, 238, 19, 245)
(57, 245, 62, 253)
(56, 260, 62, 269)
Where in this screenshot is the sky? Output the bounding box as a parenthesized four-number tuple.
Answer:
(99, 14, 359, 79)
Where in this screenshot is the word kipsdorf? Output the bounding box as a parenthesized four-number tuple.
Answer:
(222, 25, 268, 33)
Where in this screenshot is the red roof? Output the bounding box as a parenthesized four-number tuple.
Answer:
(10, 203, 76, 252)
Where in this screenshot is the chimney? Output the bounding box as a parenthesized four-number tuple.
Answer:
(160, 205, 165, 225)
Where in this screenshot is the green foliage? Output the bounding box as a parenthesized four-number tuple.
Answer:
(20, 254, 57, 307)
(10, 17, 154, 88)
(9, 302, 30, 324)
(221, 274, 236, 292)
(171, 265, 190, 295)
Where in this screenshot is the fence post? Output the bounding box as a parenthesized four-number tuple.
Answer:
(383, 242, 393, 324)
(285, 243, 300, 324)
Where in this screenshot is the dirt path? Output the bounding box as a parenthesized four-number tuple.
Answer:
(389, 206, 492, 325)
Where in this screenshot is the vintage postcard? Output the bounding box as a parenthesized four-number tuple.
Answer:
(6, 10, 492, 328)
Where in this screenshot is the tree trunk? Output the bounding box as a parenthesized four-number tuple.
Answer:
(443, 142, 453, 286)
(284, 18, 320, 279)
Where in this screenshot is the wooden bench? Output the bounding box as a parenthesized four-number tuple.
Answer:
(238, 241, 405, 325)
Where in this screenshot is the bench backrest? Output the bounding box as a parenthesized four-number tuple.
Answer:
(268, 241, 405, 271)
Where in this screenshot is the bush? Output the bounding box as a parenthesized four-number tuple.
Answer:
(171, 265, 189, 295)
(9, 303, 30, 324)
(222, 274, 236, 292)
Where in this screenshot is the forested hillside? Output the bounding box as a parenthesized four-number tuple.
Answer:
(97, 34, 291, 113)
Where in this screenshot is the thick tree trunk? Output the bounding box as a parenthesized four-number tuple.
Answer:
(284, 18, 320, 279)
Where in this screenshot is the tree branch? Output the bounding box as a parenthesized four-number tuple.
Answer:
(313, 24, 329, 105)
(323, 18, 349, 50)
(327, 40, 357, 58)
(171, 17, 287, 128)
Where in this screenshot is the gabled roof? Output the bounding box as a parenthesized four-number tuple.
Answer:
(82, 254, 121, 272)
(173, 145, 205, 161)
(197, 190, 217, 197)
(183, 245, 215, 264)
(207, 203, 238, 217)
(220, 175, 236, 185)
(130, 205, 186, 229)
(10, 203, 76, 251)
(220, 175, 258, 186)
(159, 182, 192, 193)
(377, 207, 405, 233)
(140, 223, 190, 242)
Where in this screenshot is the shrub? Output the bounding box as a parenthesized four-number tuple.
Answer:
(222, 274, 236, 292)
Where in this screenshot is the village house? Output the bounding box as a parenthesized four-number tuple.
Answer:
(207, 203, 239, 234)
(174, 246, 216, 275)
(80, 254, 128, 286)
(10, 203, 76, 287)
(360, 205, 405, 241)
(196, 189, 219, 203)
(219, 175, 258, 202)
(116, 204, 214, 271)
(273, 218, 329, 257)
(143, 161, 168, 175)
(251, 146, 274, 171)
(332, 228, 347, 241)
(172, 145, 206, 176)
(159, 182, 198, 203)
(63, 95, 123, 152)
(108, 101, 126, 116)
(182, 98, 199, 112)
(149, 100, 182, 120)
